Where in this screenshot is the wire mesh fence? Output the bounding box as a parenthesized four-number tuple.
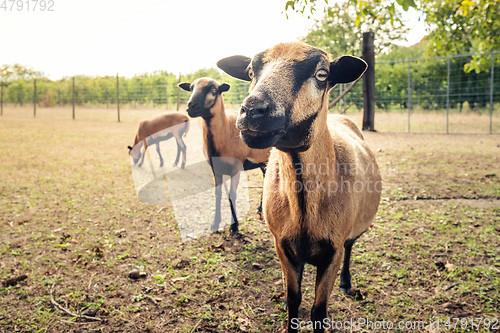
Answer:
(371, 51, 500, 133)
(1, 51, 499, 133)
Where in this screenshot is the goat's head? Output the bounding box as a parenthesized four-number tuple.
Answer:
(178, 78, 230, 119)
(217, 42, 367, 151)
(128, 145, 141, 165)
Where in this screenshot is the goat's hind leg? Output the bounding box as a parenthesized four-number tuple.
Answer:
(172, 133, 187, 168)
(228, 171, 240, 235)
(340, 237, 359, 294)
(210, 173, 223, 233)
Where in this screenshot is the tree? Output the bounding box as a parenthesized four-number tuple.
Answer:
(300, 2, 408, 57)
(422, 0, 500, 72)
(285, 0, 500, 73)
(0, 64, 42, 81)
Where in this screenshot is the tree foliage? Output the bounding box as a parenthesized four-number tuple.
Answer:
(300, 1, 408, 56)
(285, 0, 500, 73)
(422, 0, 500, 72)
(0, 64, 43, 82)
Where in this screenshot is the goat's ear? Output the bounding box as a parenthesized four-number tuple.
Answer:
(219, 83, 230, 93)
(217, 55, 252, 82)
(127, 146, 133, 151)
(178, 82, 191, 92)
(329, 56, 367, 86)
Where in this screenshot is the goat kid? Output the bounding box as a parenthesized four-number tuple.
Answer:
(128, 112, 189, 168)
(178, 78, 270, 235)
(218, 42, 381, 332)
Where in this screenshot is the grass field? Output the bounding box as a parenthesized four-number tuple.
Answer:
(0, 106, 499, 332)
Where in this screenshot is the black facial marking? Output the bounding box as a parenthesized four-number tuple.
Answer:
(292, 53, 325, 96)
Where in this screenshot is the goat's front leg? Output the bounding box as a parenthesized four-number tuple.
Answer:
(228, 171, 240, 234)
(210, 173, 223, 233)
(256, 165, 267, 214)
(156, 142, 164, 167)
(311, 249, 343, 333)
(138, 139, 147, 167)
(275, 242, 304, 333)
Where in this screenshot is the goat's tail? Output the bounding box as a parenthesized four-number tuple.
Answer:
(183, 119, 190, 137)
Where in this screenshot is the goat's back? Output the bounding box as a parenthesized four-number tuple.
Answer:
(138, 112, 189, 141)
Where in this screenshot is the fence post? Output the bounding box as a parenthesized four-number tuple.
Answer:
(446, 57, 451, 134)
(72, 77, 75, 120)
(407, 60, 411, 133)
(1, 82, 3, 116)
(177, 73, 181, 111)
(72, 76, 75, 119)
(33, 79, 36, 117)
(116, 74, 120, 122)
(490, 53, 495, 134)
(134, 86, 137, 109)
(362, 31, 375, 131)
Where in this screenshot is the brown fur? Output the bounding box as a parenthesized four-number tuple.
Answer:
(218, 42, 381, 332)
(129, 112, 189, 168)
(178, 78, 271, 234)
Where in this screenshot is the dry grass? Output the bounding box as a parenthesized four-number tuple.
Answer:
(0, 106, 499, 332)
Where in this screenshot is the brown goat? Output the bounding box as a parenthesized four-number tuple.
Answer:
(128, 112, 189, 168)
(218, 42, 381, 332)
(178, 78, 271, 234)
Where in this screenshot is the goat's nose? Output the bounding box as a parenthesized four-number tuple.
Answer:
(241, 99, 269, 118)
(187, 101, 197, 109)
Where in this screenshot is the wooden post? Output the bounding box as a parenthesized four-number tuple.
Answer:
(116, 74, 120, 122)
(1, 82, 3, 116)
(72, 77, 75, 120)
(176, 73, 181, 111)
(33, 79, 37, 117)
(446, 57, 451, 134)
(362, 31, 375, 131)
(490, 53, 495, 134)
(407, 60, 411, 133)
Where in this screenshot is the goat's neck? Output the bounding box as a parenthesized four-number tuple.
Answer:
(276, 109, 337, 218)
(201, 97, 229, 154)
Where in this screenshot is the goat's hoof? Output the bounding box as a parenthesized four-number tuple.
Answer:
(229, 230, 241, 238)
(172, 163, 177, 167)
(180, 165, 186, 169)
(340, 286, 351, 294)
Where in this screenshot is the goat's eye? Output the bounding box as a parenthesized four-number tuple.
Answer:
(315, 70, 328, 82)
(211, 88, 217, 95)
(248, 68, 254, 80)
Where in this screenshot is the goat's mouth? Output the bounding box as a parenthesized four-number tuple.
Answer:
(239, 128, 285, 149)
(186, 109, 202, 118)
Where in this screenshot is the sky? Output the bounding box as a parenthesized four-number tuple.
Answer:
(0, 0, 427, 80)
